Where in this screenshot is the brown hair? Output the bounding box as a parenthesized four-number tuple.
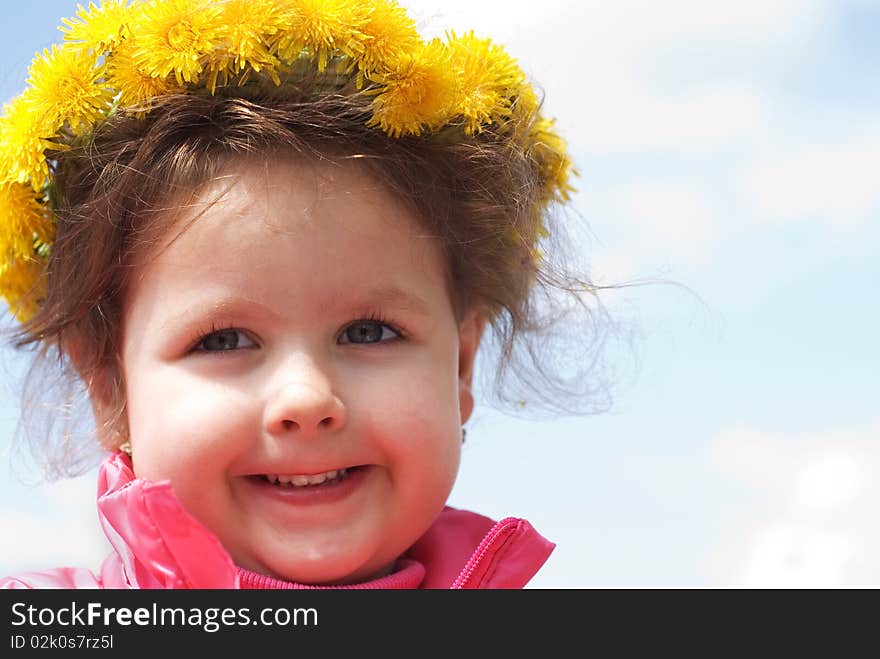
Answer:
(7, 85, 625, 478)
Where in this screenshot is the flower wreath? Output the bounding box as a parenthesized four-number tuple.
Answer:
(0, 0, 575, 323)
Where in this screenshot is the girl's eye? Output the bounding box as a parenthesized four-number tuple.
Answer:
(196, 328, 256, 352)
(339, 321, 400, 345)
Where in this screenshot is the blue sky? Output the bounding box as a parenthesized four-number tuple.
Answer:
(1, 0, 878, 587)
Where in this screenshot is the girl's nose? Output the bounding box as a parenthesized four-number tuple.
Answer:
(264, 377, 347, 437)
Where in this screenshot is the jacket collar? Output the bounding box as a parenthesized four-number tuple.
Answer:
(96, 451, 554, 589)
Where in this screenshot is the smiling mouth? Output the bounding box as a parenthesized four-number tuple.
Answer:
(256, 466, 363, 488)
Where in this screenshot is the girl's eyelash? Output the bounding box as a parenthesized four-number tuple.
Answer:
(350, 311, 407, 340)
(186, 313, 406, 352)
(187, 322, 249, 352)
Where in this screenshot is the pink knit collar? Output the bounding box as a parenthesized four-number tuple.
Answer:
(236, 559, 425, 589)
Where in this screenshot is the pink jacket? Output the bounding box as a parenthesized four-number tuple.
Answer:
(2, 452, 554, 589)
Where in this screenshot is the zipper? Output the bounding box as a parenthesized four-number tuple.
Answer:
(451, 517, 520, 589)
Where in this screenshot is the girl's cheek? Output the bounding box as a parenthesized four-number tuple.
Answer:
(179, 394, 256, 442)
(132, 385, 255, 449)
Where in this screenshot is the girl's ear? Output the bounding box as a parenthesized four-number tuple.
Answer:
(66, 337, 124, 450)
(458, 308, 488, 425)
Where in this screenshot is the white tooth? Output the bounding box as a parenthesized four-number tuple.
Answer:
(266, 469, 350, 486)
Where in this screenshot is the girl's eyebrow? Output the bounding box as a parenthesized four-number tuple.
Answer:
(354, 287, 433, 317)
(158, 297, 283, 331)
(160, 287, 433, 330)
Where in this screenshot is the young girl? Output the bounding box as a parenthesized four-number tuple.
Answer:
(0, 0, 599, 589)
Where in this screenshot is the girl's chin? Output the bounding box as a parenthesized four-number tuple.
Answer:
(235, 552, 395, 586)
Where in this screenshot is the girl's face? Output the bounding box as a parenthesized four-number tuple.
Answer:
(114, 158, 484, 585)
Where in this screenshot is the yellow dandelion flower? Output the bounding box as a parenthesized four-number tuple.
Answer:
(508, 82, 540, 142)
(273, 0, 368, 72)
(201, 49, 237, 95)
(0, 255, 46, 324)
(26, 44, 113, 136)
(446, 31, 525, 135)
(0, 93, 56, 189)
(353, 0, 421, 84)
(201, 0, 286, 92)
(0, 182, 54, 261)
(367, 39, 456, 137)
(132, 0, 224, 85)
(531, 117, 577, 203)
(106, 39, 181, 113)
(60, 0, 133, 53)
(217, 0, 285, 75)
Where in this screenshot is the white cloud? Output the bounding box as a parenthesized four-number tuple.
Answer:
(708, 424, 880, 587)
(397, 1, 874, 300)
(404, 0, 823, 49)
(583, 176, 730, 289)
(0, 510, 109, 576)
(572, 84, 769, 153)
(793, 451, 864, 512)
(612, 180, 717, 252)
(742, 130, 880, 230)
(0, 471, 110, 577)
(734, 524, 856, 588)
(402, 0, 822, 153)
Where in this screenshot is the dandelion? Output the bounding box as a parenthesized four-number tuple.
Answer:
(0, 182, 53, 263)
(352, 0, 421, 85)
(531, 117, 577, 202)
(60, 0, 133, 53)
(26, 44, 113, 136)
(509, 83, 540, 142)
(446, 31, 525, 135)
(217, 0, 284, 75)
(106, 40, 181, 113)
(0, 94, 57, 189)
(368, 39, 456, 137)
(0, 254, 46, 324)
(273, 0, 367, 72)
(131, 0, 224, 85)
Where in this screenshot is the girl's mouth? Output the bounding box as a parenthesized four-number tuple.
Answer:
(244, 465, 371, 510)
(253, 466, 364, 489)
